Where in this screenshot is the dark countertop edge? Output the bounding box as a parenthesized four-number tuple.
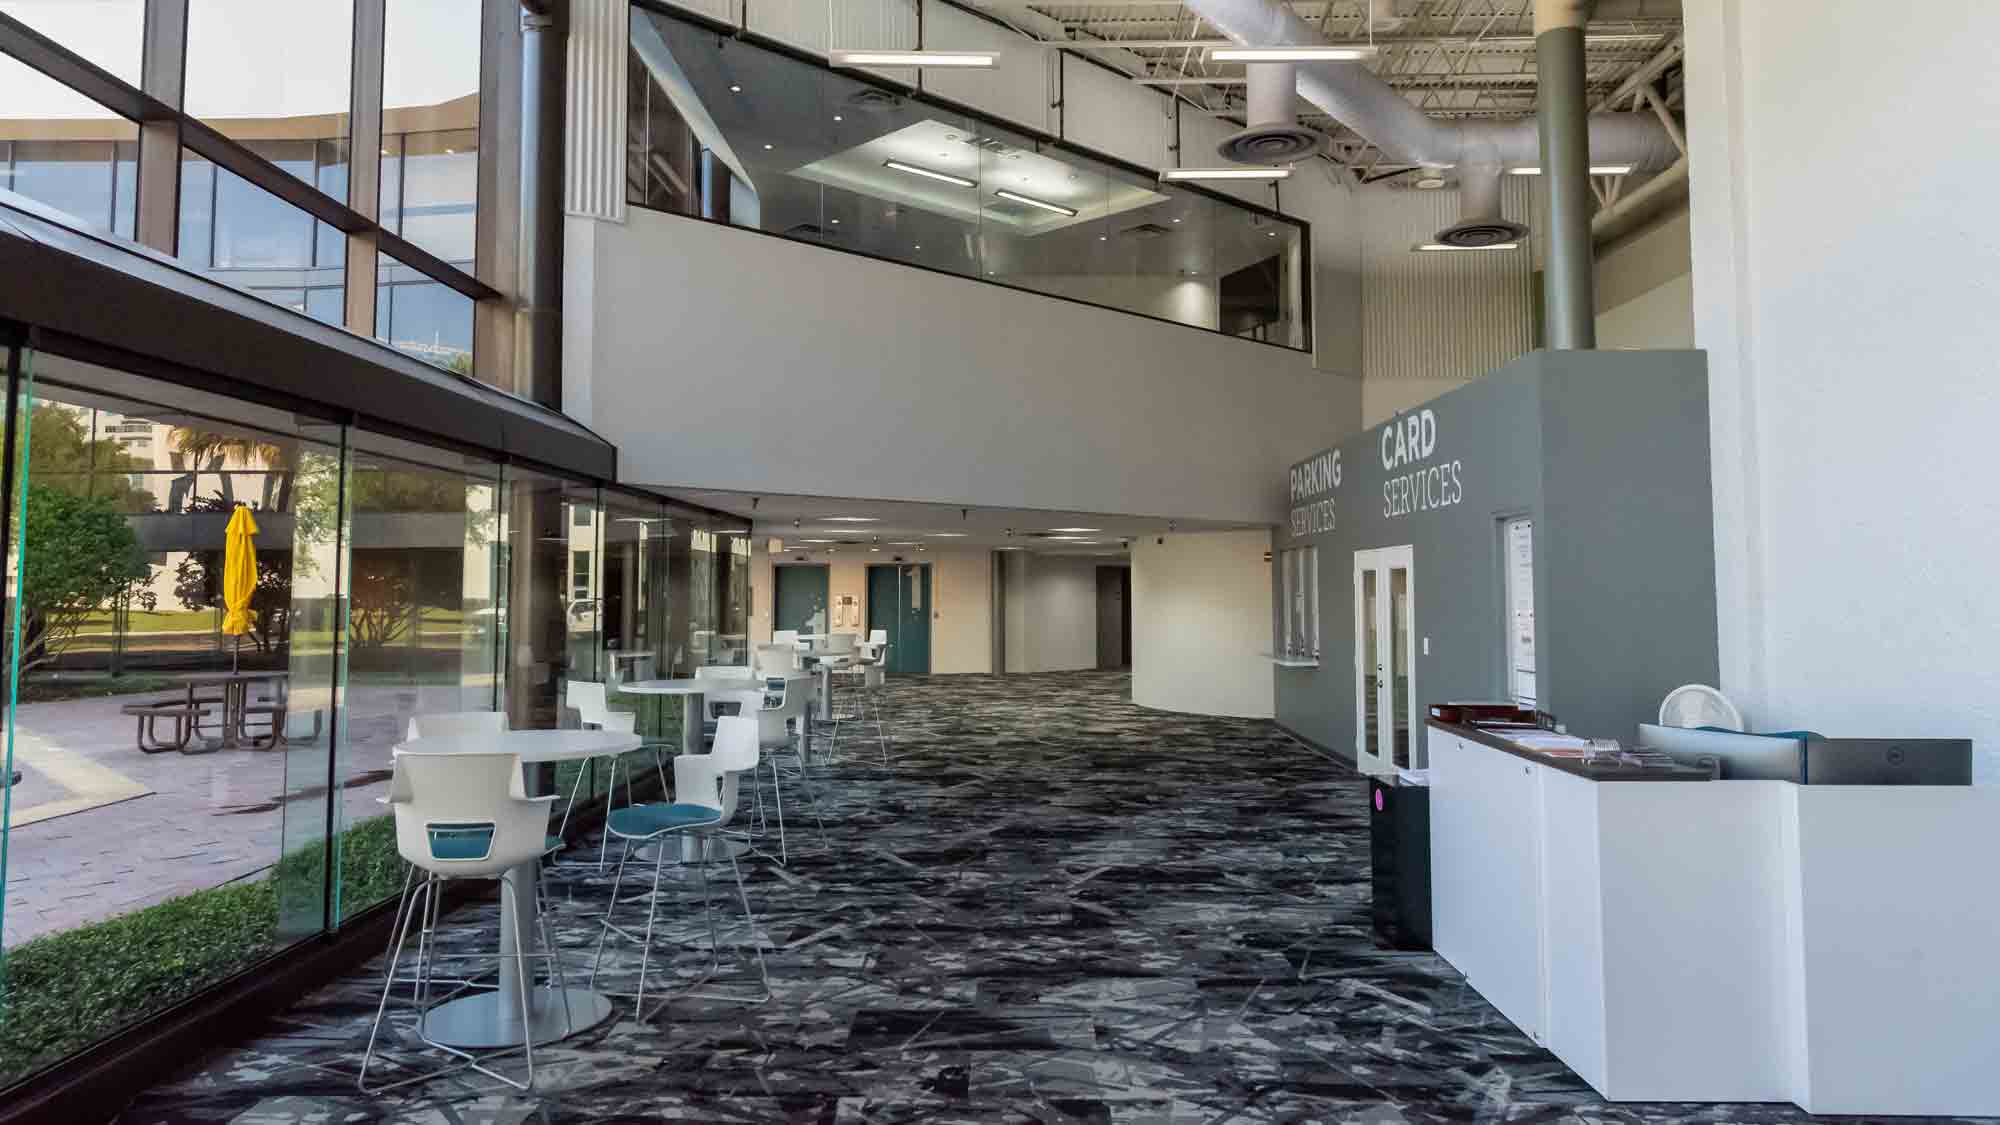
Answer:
(1428, 719, 1713, 783)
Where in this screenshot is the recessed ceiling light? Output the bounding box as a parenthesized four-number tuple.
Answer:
(833, 114, 843, 122)
(994, 189, 1076, 217)
(1161, 167, 1291, 182)
(1508, 164, 1634, 176)
(729, 84, 742, 93)
(830, 49, 998, 68)
(1049, 527, 1100, 532)
(763, 143, 773, 150)
(801, 538, 836, 544)
(822, 516, 879, 523)
(884, 159, 976, 188)
(1171, 217, 1182, 223)
(1206, 45, 1378, 62)
(929, 532, 966, 537)
(1414, 242, 1519, 252)
(830, 218, 840, 224)
(913, 244, 921, 250)
(888, 541, 920, 546)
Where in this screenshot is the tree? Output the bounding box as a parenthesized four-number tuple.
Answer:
(16, 485, 152, 671)
(170, 430, 293, 512)
(22, 404, 156, 512)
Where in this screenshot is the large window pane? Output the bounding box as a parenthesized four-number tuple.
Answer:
(374, 256, 472, 373)
(0, 350, 342, 1086)
(382, 0, 479, 266)
(0, 53, 139, 238)
(0, 0, 144, 86)
(179, 148, 346, 326)
(393, 130, 476, 264)
(334, 433, 501, 922)
(184, 0, 353, 191)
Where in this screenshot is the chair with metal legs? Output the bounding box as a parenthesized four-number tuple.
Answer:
(589, 715, 772, 1020)
(407, 711, 508, 741)
(359, 750, 570, 1094)
(562, 680, 661, 868)
(725, 676, 826, 865)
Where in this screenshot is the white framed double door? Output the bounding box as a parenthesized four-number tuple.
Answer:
(1353, 545, 1416, 776)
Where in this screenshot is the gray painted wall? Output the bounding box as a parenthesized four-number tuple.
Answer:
(567, 210, 1362, 525)
(1276, 349, 1717, 760)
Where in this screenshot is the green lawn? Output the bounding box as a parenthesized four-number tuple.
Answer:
(0, 814, 406, 1086)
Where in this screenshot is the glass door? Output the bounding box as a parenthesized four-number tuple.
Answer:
(1353, 545, 1415, 774)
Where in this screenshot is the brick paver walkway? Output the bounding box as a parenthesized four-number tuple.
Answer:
(1, 685, 456, 946)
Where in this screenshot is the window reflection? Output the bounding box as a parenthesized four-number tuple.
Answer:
(177, 150, 346, 326)
(184, 0, 354, 177)
(625, 5, 1308, 346)
(382, 0, 480, 267)
(374, 256, 473, 373)
(0, 53, 140, 239)
(0, 0, 145, 86)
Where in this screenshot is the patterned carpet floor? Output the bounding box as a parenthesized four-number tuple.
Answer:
(113, 671, 1990, 1124)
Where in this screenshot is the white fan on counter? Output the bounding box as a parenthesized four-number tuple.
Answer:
(1658, 684, 1743, 731)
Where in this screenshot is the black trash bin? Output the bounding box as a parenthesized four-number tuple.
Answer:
(1369, 775, 1432, 950)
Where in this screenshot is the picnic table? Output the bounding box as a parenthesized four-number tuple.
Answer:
(121, 670, 296, 754)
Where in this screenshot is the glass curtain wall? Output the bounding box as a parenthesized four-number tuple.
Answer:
(0, 0, 487, 376)
(0, 345, 735, 1090)
(626, 6, 1309, 347)
(0, 51, 139, 240)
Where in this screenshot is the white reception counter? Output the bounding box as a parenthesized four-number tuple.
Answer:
(1429, 720, 2000, 1116)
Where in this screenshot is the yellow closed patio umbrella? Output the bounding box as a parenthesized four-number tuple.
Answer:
(221, 504, 259, 670)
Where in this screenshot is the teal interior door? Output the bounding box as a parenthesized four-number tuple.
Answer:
(774, 564, 829, 636)
(866, 563, 932, 674)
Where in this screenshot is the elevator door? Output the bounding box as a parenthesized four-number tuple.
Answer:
(1354, 545, 1416, 775)
(867, 563, 932, 674)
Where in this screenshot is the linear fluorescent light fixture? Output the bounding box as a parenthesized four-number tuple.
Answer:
(1414, 242, 1520, 252)
(883, 160, 977, 188)
(1160, 167, 1291, 182)
(993, 189, 1076, 217)
(831, 49, 997, 68)
(1508, 164, 1635, 175)
(1206, 45, 1377, 62)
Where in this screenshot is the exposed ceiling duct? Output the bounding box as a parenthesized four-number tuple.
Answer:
(1219, 61, 1324, 165)
(1441, 163, 1527, 247)
(1182, 0, 1681, 241)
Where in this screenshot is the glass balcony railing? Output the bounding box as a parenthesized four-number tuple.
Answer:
(628, 6, 1309, 350)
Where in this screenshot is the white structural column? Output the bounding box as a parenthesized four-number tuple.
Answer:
(1130, 531, 1275, 718)
(566, 0, 628, 222)
(1684, 0, 2000, 781)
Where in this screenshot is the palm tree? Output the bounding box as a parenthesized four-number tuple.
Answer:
(171, 430, 296, 511)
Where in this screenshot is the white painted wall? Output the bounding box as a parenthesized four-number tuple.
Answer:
(1131, 531, 1274, 718)
(1355, 180, 1536, 426)
(1010, 274, 1218, 330)
(569, 210, 1359, 524)
(1596, 207, 1693, 350)
(1011, 554, 1101, 673)
(1686, 0, 2000, 781)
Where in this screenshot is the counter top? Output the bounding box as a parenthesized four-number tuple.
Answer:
(1428, 718, 1713, 782)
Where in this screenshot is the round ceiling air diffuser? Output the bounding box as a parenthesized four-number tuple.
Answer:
(1217, 123, 1324, 166)
(1432, 216, 1529, 248)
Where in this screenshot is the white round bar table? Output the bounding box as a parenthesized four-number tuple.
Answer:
(621, 675, 758, 758)
(392, 728, 638, 1049)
